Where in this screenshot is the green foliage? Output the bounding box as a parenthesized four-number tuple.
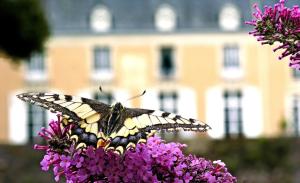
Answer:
(189, 138, 297, 183)
(0, 0, 50, 61)
(0, 145, 52, 182)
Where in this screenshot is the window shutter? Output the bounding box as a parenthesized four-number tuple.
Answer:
(206, 87, 225, 138)
(177, 88, 197, 138)
(242, 87, 263, 138)
(9, 92, 28, 144)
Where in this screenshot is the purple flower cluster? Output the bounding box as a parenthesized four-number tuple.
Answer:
(35, 117, 237, 183)
(246, 0, 300, 69)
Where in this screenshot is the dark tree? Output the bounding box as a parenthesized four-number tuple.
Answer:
(0, 0, 50, 62)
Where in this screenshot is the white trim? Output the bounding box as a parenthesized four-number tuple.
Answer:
(91, 69, 113, 81)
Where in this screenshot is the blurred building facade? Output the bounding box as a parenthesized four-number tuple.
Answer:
(1, 0, 300, 144)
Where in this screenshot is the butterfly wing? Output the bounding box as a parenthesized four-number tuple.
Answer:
(17, 92, 111, 123)
(105, 107, 211, 154)
(123, 108, 211, 132)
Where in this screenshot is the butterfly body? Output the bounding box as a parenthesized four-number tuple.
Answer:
(17, 92, 211, 154)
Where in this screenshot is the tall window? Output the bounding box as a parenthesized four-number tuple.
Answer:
(160, 47, 175, 79)
(224, 90, 243, 137)
(293, 96, 300, 136)
(223, 46, 239, 69)
(94, 92, 113, 105)
(94, 47, 111, 71)
(27, 104, 46, 143)
(159, 91, 178, 139)
(25, 53, 46, 81)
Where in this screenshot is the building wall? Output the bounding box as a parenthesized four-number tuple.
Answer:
(0, 33, 294, 143)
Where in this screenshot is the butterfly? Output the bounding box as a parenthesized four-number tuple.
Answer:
(17, 91, 211, 154)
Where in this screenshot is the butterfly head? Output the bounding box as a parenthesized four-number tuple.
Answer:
(111, 102, 124, 113)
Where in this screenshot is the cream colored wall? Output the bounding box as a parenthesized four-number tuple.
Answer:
(180, 45, 218, 124)
(0, 33, 295, 142)
(0, 55, 23, 143)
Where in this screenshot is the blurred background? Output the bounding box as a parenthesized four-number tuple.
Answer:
(0, 0, 300, 182)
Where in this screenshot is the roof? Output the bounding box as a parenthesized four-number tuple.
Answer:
(41, 0, 300, 35)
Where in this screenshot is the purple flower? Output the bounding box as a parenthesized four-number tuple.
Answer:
(35, 118, 237, 182)
(246, 0, 300, 69)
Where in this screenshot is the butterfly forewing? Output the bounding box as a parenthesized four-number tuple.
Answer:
(17, 92, 111, 123)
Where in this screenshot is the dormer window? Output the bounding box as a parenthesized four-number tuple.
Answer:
(219, 4, 240, 31)
(155, 4, 176, 32)
(90, 5, 111, 32)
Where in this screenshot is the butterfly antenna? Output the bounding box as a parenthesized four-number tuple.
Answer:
(99, 86, 103, 93)
(126, 90, 146, 101)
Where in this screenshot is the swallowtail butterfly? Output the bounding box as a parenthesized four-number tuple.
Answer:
(17, 91, 211, 154)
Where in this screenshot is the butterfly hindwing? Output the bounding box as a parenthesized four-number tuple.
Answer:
(123, 108, 211, 133)
(105, 107, 211, 154)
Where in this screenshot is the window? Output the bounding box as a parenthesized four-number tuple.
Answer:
(155, 4, 176, 32)
(94, 47, 110, 71)
(90, 5, 111, 32)
(25, 53, 47, 81)
(219, 4, 240, 31)
(221, 45, 242, 79)
(223, 46, 239, 69)
(160, 47, 175, 79)
(27, 104, 46, 143)
(224, 90, 243, 137)
(94, 92, 113, 105)
(92, 47, 113, 80)
(292, 69, 300, 79)
(292, 96, 300, 136)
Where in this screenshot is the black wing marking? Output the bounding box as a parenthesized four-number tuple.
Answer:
(123, 108, 211, 133)
(17, 92, 111, 123)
